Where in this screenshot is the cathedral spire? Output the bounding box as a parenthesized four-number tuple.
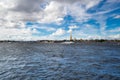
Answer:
(70, 31, 73, 41)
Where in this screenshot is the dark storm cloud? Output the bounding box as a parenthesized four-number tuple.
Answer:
(12, 0, 44, 13)
(52, 0, 80, 3)
(52, 0, 94, 4)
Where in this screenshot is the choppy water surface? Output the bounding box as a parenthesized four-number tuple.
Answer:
(0, 42, 120, 80)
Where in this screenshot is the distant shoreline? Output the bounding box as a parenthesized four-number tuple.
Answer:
(0, 39, 120, 43)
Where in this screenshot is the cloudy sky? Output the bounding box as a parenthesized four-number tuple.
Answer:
(0, 0, 120, 40)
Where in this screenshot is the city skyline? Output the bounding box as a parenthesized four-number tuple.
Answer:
(0, 0, 120, 41)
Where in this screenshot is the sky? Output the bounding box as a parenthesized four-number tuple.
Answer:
(0, 0, 120, 41)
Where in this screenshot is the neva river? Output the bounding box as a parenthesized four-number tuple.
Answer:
(0, 42, 120, 80)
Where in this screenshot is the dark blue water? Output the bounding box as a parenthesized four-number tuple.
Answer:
(0, 42, 120, 80)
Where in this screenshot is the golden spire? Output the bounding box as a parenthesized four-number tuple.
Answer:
(70, 31, 73, 41)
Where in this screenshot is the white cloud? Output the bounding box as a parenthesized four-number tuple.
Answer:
(114, 15, 120, 19)
(0, 0, 16, 9)
(27, 25, 56, 32)
(86, 1, 100, 9)
(69, 25, 78, 30)
(108, 27, 120, 32)
(0, 0, 101, 26)
(40, 0, 101, 23)
(0, 27, 32, 40)
(40, 1, 65, 23)
(0, 0, 44, 40)
(108, 34, 120, 40)
(38, 27, 56, 31)
(99, 0, 120, 11)
(0, 0, 119, 40)
(68, 25, 79, 33)
(51, 28, 65, 36)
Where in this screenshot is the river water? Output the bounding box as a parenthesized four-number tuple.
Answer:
(0, 42, 120, 80)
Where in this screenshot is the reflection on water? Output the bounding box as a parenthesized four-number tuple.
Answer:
(0, 42, 120, 80)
